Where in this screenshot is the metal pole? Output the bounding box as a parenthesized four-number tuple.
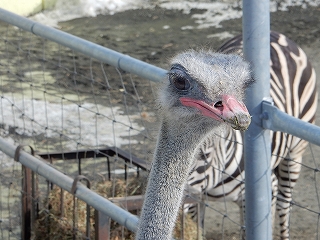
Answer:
(242, 0, 272, 239)
(262, 101, 320, 146)
(0, 137, 139, 233)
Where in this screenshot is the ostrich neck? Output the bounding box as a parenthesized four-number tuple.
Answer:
(136, 120, 209, 239)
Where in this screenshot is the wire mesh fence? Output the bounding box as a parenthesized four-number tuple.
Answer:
(198, 142, 320, 240)
(0, 13, 200, 240)
(0, 7, 320, 240)
(286, 143, 320, 239)
(0, 19, 157, 239)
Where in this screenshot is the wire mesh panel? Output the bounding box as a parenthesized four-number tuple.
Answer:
(196, 143, 320, 240)
(0, 24, 157, 155)
(0, 10, 320, 240)
(0, 154, 22, 239)
(285, 143, 320, 240)
(0, 21, 158, 239)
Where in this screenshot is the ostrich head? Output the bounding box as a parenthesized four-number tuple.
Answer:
(136, 50, 253, 240)
(158, 49, 252, 132)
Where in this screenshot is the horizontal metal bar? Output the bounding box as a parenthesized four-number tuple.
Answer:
(262, 101, 320, 146)
(0, 136, 139, 233)
(38, 147, 149, 171)
(0, 8, 168, 83)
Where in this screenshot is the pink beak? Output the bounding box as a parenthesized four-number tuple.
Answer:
(180, 95, 251, 131)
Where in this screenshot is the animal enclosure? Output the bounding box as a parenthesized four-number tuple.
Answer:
(0, 7, 320, 240)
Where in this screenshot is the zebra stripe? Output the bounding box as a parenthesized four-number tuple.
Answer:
(185, 31, 317, 240)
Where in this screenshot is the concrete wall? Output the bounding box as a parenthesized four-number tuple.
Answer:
(0, 0, 57, 16)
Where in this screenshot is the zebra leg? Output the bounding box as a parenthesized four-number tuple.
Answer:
(198, 201, 206, 229)
(271, 172, 279, 234)
(183, 201, 206, 237)
(184, 201, 206, 227)
(183, 202, 199, 222)
(276, 155, 302, 240)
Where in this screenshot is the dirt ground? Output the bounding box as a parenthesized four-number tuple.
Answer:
(1, 2, 320, 240)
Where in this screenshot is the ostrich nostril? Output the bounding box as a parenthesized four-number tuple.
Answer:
(214, 101, 224, 110)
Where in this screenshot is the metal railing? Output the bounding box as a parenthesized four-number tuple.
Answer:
(0, 8, 167, 84)
(0, 137, 139, 233)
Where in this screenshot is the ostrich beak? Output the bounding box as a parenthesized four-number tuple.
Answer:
(180, 95, 251, 131)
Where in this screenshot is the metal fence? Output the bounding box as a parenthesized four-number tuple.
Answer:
(0, 7, 198, 240)
(0, 5, 320, 240)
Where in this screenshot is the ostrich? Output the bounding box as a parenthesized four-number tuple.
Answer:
(135, 50, 253, 239)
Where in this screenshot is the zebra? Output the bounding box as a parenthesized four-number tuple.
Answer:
(185, 31, 318, 239)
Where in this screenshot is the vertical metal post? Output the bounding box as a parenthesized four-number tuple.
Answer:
(94, 209, 111, 240)
(21, 166, 32, 240)
(242, 0, 272, 240)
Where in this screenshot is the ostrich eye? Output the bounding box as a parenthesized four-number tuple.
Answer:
(169, 64, 191, 91)
(171, 75, 191, 91)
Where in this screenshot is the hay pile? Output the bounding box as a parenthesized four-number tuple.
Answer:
(33, 177, 198, 239)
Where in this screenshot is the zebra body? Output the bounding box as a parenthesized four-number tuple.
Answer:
(186, 32, 318, 239)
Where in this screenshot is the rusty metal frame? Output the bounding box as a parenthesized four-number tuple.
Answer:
(14, 145, 37, 240)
